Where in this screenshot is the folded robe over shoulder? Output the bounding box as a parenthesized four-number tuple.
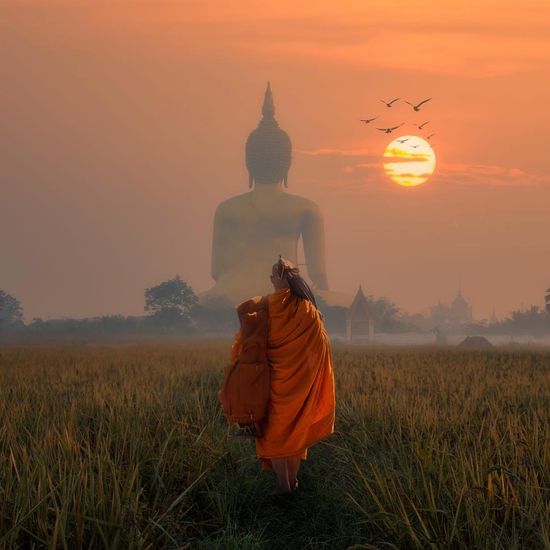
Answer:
(231, 287, 336, 470)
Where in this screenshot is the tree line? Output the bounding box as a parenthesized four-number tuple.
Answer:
(1, 278, 549, 342)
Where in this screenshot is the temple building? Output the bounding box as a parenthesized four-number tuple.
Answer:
(449, 289, 473, 324)
(346, 286, 374, 343)
(430, 287, 473, 327)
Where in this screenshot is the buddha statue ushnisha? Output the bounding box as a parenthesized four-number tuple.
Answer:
(202, 82, 329, 306)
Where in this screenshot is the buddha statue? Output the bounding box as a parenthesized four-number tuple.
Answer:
(201, 82, 329, 306)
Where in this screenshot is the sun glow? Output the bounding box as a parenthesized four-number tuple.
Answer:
(383, 136, 436, 187)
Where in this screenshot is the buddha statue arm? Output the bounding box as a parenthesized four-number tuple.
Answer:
(211, 204, 229, 282)
(302, 205, 329, 290)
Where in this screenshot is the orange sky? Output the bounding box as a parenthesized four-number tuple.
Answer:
(1, 0, 549, 320)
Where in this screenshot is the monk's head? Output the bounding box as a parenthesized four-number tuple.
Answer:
(270, 262, 290, 291)
(270, 256, 300, 291)
(270, 256, 320, 311)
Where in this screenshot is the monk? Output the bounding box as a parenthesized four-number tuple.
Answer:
(230, 256, 336, 495)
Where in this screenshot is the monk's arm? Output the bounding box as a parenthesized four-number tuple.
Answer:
(302, 204, 329, 290)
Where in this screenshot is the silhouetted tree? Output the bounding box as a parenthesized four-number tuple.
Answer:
(430, 302, 449, 327)
(501, 305, 549, 336)
(400, 312, 432, 332)
(193, 295, 238, 334)
(364, 295, 409, 332)
(0, 290, 24, 329)
(26, 315, 145, 341)
(144, 276, 198, 321)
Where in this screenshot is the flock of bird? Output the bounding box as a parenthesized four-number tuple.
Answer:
(360, 97, 436, 148)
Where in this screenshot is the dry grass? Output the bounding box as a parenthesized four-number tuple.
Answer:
(0, 343, 549, 549)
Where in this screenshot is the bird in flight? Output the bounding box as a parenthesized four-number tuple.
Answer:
(406, 98, 432, 111)
(380, 98, 400, 108)
(410, 144, 421, 149)
(426, 133, 436, 140)
(397, 138, 410, 144)
(360, 117, 378, 124)
(414, 121, 430, 130)
(376, 123, 404, 134)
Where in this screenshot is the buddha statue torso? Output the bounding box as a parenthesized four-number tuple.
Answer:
(202, 83, 328, 306)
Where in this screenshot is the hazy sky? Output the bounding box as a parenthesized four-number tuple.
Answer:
(1, 0, 549, 320)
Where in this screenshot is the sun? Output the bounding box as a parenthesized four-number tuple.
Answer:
(383, 136, 436, 187)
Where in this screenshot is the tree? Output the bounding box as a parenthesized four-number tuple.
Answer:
(193, 295, 238, 334)
(0, 290, 24, 329)
(502, 305, 549, 336)
(144, 276, 198, 320)
(364, 295, 407, 332)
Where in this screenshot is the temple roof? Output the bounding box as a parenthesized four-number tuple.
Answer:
(451, 289, 470, 309)
(347, 285, 371, 320)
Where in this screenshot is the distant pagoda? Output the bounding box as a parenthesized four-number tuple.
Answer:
(430, 286, 473, 327)
(346, 286, 374, 343)
(449, 288, 473, 324)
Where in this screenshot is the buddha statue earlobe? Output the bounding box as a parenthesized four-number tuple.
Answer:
(283, 174, 288, 188)
(249, 173, 254, 188)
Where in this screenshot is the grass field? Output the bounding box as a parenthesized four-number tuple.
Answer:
(0, 343, 549, 549)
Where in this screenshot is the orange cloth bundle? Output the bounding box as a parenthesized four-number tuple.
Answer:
(219, 296, 270, 434)
(242, 287, 335, 470)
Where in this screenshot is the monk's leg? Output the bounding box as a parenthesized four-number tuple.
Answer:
(271, 457, 291, 494)
(287, 455, 302, 489)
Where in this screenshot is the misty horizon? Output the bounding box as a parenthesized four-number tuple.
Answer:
(1, 1, 549, 321)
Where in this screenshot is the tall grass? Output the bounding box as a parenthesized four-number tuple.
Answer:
(0, 344, 549, 548)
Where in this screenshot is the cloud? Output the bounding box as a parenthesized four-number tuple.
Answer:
(389, 172, 433, 178)
(297, 147, 378, 158)
(384, 150, 432, 162)
(6, 2, 549, 78)
(205, 8, 550, 78)
(297, 147, 549, 189)
(438, 164, 549, 186)
(246, 32, 548, 78)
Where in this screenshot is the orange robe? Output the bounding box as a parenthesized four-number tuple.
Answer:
(231, 287, 336, 470)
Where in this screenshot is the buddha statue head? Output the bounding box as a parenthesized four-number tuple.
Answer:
(246, 82, 292, 188)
